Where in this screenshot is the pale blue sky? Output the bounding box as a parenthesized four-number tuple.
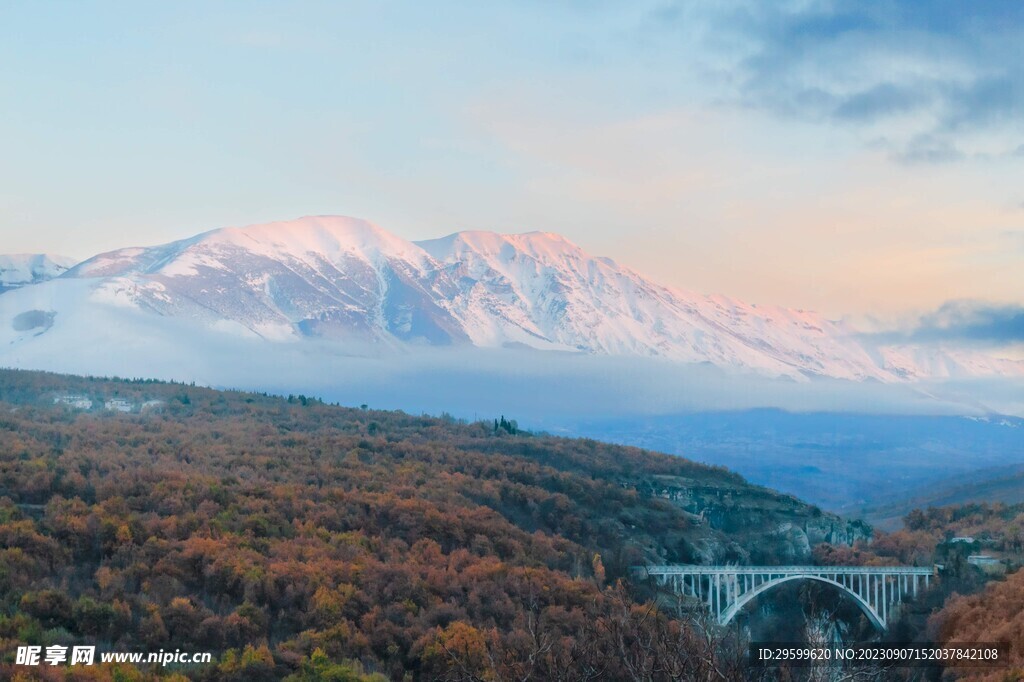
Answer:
(1, 1, 1022, 320)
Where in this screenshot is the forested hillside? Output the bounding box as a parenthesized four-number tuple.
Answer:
(812, 502, 1024, 680)
(915, 503, 1024, 681)
(0, 369, 860, 681)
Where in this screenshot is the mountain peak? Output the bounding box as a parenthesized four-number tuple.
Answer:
(68, 215, 432, 279)
(207, 215, 429, 266)
(217, 214, 391, 241)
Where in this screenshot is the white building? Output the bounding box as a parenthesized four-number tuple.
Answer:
(53, 395, 93, 410)
(104, 399, 134, 413)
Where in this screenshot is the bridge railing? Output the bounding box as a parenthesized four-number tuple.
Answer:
(640, 565, 935, 575)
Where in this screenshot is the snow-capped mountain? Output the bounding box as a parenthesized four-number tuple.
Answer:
(0, 215, 1020, 384)
(0, 254, 78, 292)
(64, 218, 466, 344)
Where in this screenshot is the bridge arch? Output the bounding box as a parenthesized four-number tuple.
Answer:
(718, 573, 884, 631)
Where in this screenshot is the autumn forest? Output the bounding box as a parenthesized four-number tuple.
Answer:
(1, 370, 1023, 681)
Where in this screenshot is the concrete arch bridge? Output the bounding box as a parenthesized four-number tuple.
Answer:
(640, 565, 936, 631)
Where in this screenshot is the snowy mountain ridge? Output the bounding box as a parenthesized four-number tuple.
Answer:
(1, 215, 1020, 383)
(0, 253, 78, 292)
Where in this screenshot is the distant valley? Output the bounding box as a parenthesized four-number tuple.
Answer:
(564, 410, 1024, 523)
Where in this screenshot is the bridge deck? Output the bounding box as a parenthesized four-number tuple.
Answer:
(643, 565, 934, 575)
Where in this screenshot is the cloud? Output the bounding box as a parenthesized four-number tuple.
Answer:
(658, 0, 1024, 163)
(832, 82, 932, 122)
(878, 301, 1024, 345)
(896, 134, 966, 164)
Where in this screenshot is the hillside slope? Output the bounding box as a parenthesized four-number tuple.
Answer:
(0, 369, 865, 679)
